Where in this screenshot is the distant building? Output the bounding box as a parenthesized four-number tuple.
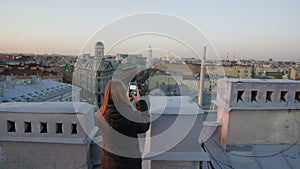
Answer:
(74, 41, 138, 108)
(0, 53, 79, 83)
(116, 53, 146, 66)
(182, 57, 201, 64)
(74, 41, 120, 107)
(236, 59, 253, 66)
(154, 63, 193, 75)
(220, 59, 233, 66)
(160, 50, 182, 64)
(233, 65, 253, 78)
(0, 76, 80, 103)
(58, 64, 74, 84)
(254, 67, 290, 79)
(213, 65, 252, 78)
(185, 61, 253, 80)
(0, 54, 35, 62)
(290, 67, 300, 80)
(1, 64, 63, 82)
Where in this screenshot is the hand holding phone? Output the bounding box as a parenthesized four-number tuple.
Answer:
(129, 82, 140, 101)
(129, 82, 137, 97)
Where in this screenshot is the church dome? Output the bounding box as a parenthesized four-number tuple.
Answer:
(95, 41, 104, 47)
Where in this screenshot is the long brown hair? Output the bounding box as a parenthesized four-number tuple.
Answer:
(98, 80, 131, 115)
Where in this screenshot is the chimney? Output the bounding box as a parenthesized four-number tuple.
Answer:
(198, 46, 206, 106)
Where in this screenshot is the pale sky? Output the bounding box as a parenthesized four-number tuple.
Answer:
(0, 0, 299, 61)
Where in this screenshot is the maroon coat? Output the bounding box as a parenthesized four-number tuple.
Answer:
(98, 100, 150, 169)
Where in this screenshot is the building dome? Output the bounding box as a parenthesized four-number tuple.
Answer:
(95, 41, 104, 47)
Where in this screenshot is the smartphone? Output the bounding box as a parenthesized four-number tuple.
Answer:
(129, 82, 137, 97)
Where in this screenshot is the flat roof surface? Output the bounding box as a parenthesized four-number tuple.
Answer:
(220, 78, 300, 84)
(149, 96, 203, 115)
(205, 137, 300, 169)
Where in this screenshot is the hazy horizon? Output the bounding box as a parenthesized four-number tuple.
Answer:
(0, 0, 299, 61)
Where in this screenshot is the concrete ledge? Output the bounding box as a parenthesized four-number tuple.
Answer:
(0, 136, 92, 144)
(143, 151, 210, 161)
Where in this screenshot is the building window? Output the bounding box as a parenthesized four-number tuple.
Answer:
(295, 92, 300, 102)
(280, 91, 288, 102)
(40, 122, 48, 133)
(24, 121, 32, 133)
(71, 123, 78, 135)
(56, 123, 63, 134)
(237, 91, 245, 102)
(266, 91, 273, 102)
(251, 91, 258, 102)
(7, 120, 16, 132)
(98, 95, 101, 104)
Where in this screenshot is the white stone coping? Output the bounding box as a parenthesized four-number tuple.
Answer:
(220, 78, 300, 84)
(0, 136, 91, 144)
(0, 102, 93, 114)
(149, 96, 204, 115)
(202, 121, 221, 127)
(0, 102, 95, 144)
(143, 151, 210, 161)
(212, 100, 300, 111)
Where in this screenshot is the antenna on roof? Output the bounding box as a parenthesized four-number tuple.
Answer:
(198, 46, 206, 106)
(233, 52, 236, 61)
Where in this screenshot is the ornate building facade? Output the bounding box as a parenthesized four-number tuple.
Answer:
(74, 42, 120, 108)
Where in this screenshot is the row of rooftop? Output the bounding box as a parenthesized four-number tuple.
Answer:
(0, 76, 80, 103)
(1, 51, 300, 91)
(0, 78, 299, 169)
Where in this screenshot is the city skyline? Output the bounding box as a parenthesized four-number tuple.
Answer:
(0, 0, 299, 61)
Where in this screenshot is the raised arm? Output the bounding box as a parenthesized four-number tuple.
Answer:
(134, 100, 150, 133)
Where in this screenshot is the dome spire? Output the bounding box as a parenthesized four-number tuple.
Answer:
(147, 44, 152, 68)
(94, 41, 104, 60)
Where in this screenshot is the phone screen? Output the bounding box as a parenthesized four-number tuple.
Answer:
(129, 83, 137, 97)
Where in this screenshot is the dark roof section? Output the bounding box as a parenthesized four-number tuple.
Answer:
(204, 136, 300, 169)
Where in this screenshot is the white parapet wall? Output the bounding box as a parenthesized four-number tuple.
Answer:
(0, 102, 95, 169)
(215, 78, 300, 112)
(213, 78, 300, 148)
(143, 96, 209, 169)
